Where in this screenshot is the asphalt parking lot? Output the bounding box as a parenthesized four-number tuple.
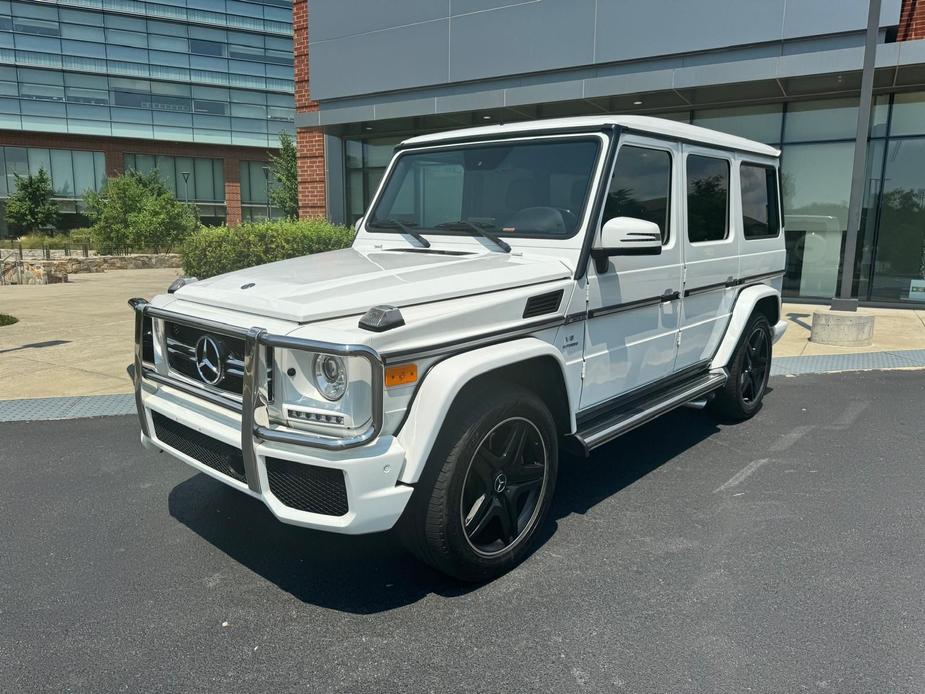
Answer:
(2, 370, 924, 693)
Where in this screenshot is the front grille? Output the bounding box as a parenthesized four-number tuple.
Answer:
(152, 411, 246, 483)
(164, 322, 246, 395)
(265, 457, 348, 516)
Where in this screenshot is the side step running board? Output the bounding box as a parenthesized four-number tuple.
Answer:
(569, 369, 727, 456)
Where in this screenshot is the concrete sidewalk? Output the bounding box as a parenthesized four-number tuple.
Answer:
(0, 268, 179, 400)
(776, 302, 925, 357)
(2, 270, 925, 402)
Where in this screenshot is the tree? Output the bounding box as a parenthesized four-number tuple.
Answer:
(269, 132, 299, 219)
(85, 170, 196, 253)
(5, 168, 58, 234)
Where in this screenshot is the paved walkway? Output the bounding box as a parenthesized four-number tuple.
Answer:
(0, 268, 179, 400)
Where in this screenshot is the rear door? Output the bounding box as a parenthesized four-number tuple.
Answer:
(736, 157, 786, 291)
(676, 146, 739, 371)
(579, 135, 683, 410)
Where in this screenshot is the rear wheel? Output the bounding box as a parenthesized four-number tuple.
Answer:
(399, 383, 558, 582)
(711, 312, 772, 421)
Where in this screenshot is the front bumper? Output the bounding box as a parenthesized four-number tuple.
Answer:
(131, 299, 413, 534)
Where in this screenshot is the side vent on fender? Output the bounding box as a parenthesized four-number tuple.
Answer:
(523, 289, 564, 318)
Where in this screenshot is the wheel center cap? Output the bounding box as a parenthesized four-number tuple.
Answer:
(494, 473, 507, 493)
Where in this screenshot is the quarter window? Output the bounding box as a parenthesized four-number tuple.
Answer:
(687, 154, 729, 243)
(740, 163, 780, 239)
(604, 145, 672, 243)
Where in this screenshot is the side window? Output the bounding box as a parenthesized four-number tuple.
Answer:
(604, 145, 672, 243)
(686, 154, 729, 243)
(740, 162, 780, 239)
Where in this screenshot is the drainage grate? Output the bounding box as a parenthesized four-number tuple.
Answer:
(151, 411, 246, 483)
(265, 457, 348, 516)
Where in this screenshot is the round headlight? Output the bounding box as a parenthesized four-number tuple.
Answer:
(313, 354, 347, 401)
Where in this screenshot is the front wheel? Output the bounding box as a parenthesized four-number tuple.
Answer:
(710, 312, 773, 421)
(398, 383, 558, 582)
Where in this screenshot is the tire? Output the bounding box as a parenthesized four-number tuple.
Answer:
(398, 382, 558, 582)
(710, 312, 773, 421)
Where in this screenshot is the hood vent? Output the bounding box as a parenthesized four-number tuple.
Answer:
(523, 289, 564, 318)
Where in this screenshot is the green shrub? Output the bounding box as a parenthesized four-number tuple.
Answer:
(0, 313, 18, 327)
(181, 218, 354, 278)
(85, 170, 196, 253)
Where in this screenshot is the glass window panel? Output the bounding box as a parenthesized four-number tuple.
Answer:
(109, 77, 149, 92)
(740, 163, 780, 239)
(686, 154, 729, 243)
(784, 98, 859, 142)
(227, 1, 262, 18)
(229, 59, 264, 77)
(190, 55, 226, 72)
(365, 138, 397, 168)
(93, 151, 105, 191)
(232, 131, 268, 147)
(14, 34, 61, 52)
(27, 147, 51, 178)
(63, 55, 107, 73)
(213, 159, 224, 201)
(107, 44, 147, 62)
(64, 72, 107, 89)
(231, 102, 265, 118)
(266, 93, 290, 107)
(150, 49, 189, 67)
(13, 2, 57, 20)
(193, 85, 229, 100)
(193, 99, 227, 115)
(0, 32, 11, 48)
(265, 64, 293, 80)
(889, 92, 925, 137)
(113, 121, 154, 138)
(148, 34, 187, 52)
(0, 96, 19, 113)
(232, 116, 266, 133)
(193, 157, 213, 200)
(240, 160, 251, 202)
(61, 24, 106, 43)
(18, 68, 64, 85)
(111, 106, 151, 123)
(867, 138, 925, 303)
(194, 128, 231, 144)
(148, 93, 191, 112)
(68, 119, 111, 135)
(0, 81, 15, 96)
(231, 89, 264, 104)
(50, 149, 75, 196)
(150, 81, 190, 97)
(605, 145, 672, 243)
(21, 99, 65, 115)
(0, 111, 20, 129)
(106, 29, 147, 47)
(20, 82, 64, 100)
(67, 103, 110, 120)
(60, 9, 104, 26)
(693, 104, 783, 144)
(5, 146, 27, 193)
(193, 114, 229, 129)
(66, 86, 108, 104)
(189, 38, 224, 56)
(150, 66, 189, 84)
(13, 17, 60, 36)
(229, 44, 263, 61)
(0, 149, 6, 198)
(104, 14, 145, 31)
(73, 150, 97, 194)
(61, 38, 106, 59)
(264, 6, 291, 22)
(159, 155, 180, 196)
(188, 25, 225, 41)
(152, 110, 191, 126)
(133, 153, 155, 172)
(266, 36, 291, 52)
(146, 20, 186, 37)
(870, 94, 890, 138)
(268, 120, 294, 137)
(780, 141, 854, 298)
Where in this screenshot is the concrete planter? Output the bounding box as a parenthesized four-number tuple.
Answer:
(1, 253, 182, 285)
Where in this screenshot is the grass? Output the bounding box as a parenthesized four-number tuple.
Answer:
(0, 312, 18, 327)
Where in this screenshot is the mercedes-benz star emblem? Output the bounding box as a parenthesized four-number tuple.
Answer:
(494, 473, 507, 493)
(194, 335, 224, 385)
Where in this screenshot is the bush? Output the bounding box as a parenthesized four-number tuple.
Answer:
(181, 218, 354, 278)
(5, 169, 58, 234)
(85, 170, 196, 253)
(0, 313, 18, 327)
(10, 229, 97, 250)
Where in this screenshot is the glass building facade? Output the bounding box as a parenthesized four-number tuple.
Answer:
(0, 0, 294, 231)
(342, 91, 925, 305)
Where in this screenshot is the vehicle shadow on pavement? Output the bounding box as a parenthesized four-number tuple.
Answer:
(168, 408, 720, 614)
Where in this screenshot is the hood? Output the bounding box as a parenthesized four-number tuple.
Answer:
(176, 248, 572, 324)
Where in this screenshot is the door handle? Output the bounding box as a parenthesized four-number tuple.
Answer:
(660, 290, 680, 302)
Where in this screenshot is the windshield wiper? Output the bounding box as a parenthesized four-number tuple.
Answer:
(367, 218, 431, 248)
(434, 220, 511, 253)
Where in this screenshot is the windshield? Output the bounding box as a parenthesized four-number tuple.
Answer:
(368, 137, 601, 239)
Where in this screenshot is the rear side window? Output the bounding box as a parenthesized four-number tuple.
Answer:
(740, 163, 780, 239)
(686, 154, 729, 243)
(604, 145, 672, 243)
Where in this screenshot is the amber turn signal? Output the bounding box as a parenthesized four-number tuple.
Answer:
(384, 363, 418, 388)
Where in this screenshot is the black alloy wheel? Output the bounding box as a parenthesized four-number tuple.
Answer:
(740, 325, 771, 404)
(460, 417, 548, 557)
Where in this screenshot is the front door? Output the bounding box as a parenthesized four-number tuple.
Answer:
(676, 146, 740, 370)
(579, 135, 683, 410)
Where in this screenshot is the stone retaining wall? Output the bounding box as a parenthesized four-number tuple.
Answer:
(1, 253, 182, 285)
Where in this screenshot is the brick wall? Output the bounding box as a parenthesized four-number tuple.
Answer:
(0, 130, 269, 225)
(900, 0, 925, 40)
(293, 0, 326, 219)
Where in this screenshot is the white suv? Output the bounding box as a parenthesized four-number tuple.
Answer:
(130, 116, 787, 581)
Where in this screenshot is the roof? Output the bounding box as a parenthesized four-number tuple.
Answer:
(401, 115, 780, 158)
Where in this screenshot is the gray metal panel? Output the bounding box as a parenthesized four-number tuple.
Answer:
(451, 0, 531, 14)
(307, 0, 448, 42)
(323, 132, 345, 224)
(309, 19, 449, 100)
(594, 0, 786, 64)
(782, 0, 902, 38)
(448, 0, 596, 82)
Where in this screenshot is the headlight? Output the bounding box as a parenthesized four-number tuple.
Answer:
(313, 354, 347, 401)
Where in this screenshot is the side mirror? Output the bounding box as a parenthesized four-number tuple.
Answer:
(592, 217, 662, 271)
